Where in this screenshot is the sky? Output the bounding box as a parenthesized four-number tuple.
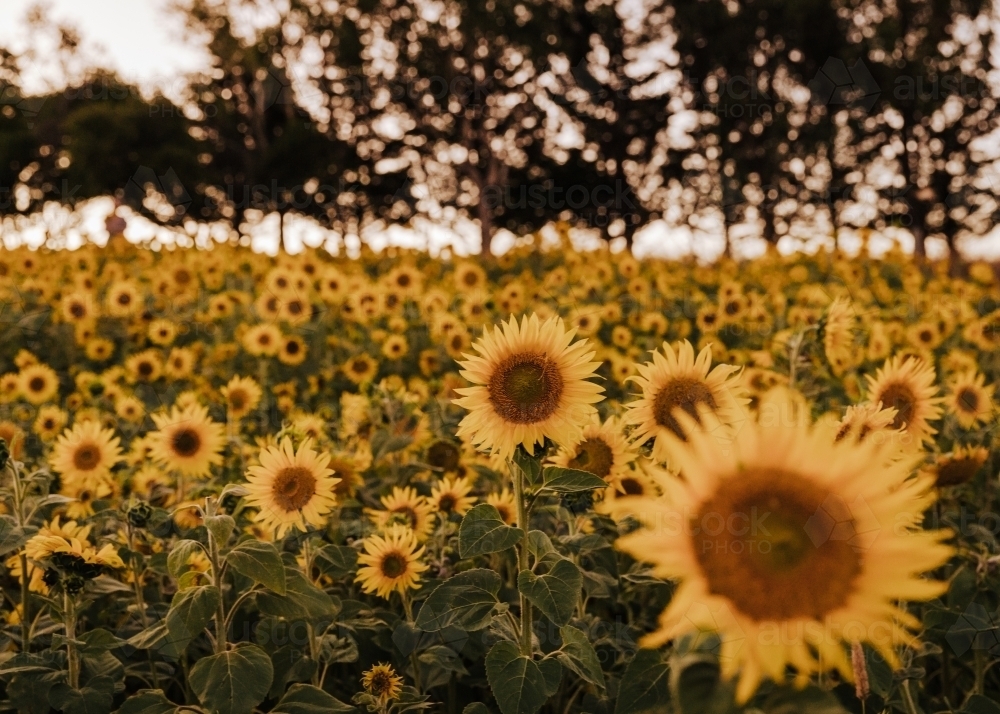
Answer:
(0, 0, 207, 95)
(0, 0, 996, 259)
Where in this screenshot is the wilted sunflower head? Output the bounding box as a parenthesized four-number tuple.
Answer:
(933, 446, 989, 488)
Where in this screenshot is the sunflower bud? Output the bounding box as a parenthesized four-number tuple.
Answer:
(561, 489, 594, 515)
(63, 574, 86, 595)
(126, 501, 153, 529)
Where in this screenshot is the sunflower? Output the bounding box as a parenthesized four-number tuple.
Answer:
(356, 524, 429, 599)
(84, 338, 114, 361)
(616, 400, 952, 703)
(125, 350, 163, 383)
(822, 297, 856, 376)
(33, 405, 68, 442)
(148, 319, 177, 346)
(865, 356, 942, 445)
(278, 335, 308, 366)
(149, 404, 225, 478)
(106, 280, 141, 317)
(368, 486, 435, 540)
(831, 401, 912, 452)
(454, 313, 603, 459)
(597, 459, 664, 518)
(343, 354, 379, 384)
(164, 347, 196, 380)
(362, 663, 404, 704)
(221, 376, 263, 419)
(61, 291, 97, 324)
(115, 395, 146, 423)
(6, 516, 93, 593)
(60, 476, 114, 519)
(429, 475, 476, 517)
(19, 364, 60, 405)
(243, 324, 282, 357)
(51, 421, 123, 483)
(945, 371, 994, 429)
(244, 437, 340, 537)
(625, 340, 748, 461)
(550, 415, 637, 490)
(382, 334, 409, 360)
(932, 445, 988, 488)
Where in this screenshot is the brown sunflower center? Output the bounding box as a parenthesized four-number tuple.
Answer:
(73, 443, 101, 471)
(380, 552, 408, 579)
(438, 494, 457, 512)
(117, 293, 131, 305)
(620, 477, 644, 495)
(285, 340, 300, 355)
(28, 377, 46, 392)
(693, 469, 863, 622)
(427, 441, 460, 472)
(271, 466, 317, 512)
(488, 353, 564, 424)
(392, 506, 418, 529)
(652, 377, 718, 439)
(957, 388, 979, 413)
(171, 428, 202, 458)
(70, 303, 86, 318)
(936, 457, 982, 487)
(138, 361, 154, 377)
(878, 382, 916, 430)
(568, 438, 615, 480)
(228, 391, 247, 410)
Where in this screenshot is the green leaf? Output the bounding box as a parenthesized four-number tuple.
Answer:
(540, 467, 606, 493)
(7, 671, 63, 714)
(166, 539, 206, 579)
(115, 690, 179, 714)
(538, 658, 562, 696)
(526, 531, 554, 560)
(188, 643, 274, 714)
(268, 644, 317, 699)
(557, 625, 605, 689)
(615, 649, 669, 714)
(164, 585, 220, 654)
(205, 515, 236, 547)
(963, 695, 1000, 714)
(463, 705, 491, 714)
(0, 515, 36, 556)
(415, 569, 501, 632)
(671, 656, 734, 714)
(313, 544, 358, 579)
(459, 504, 523, 558)
(517, 560, 582, 626)
(418, 645, 469, 675)
(226, 540, 286, 594)
(513, 447, 542, 486)
(48, 676, 115, 714)
(485, 641, 549, 714)
(256, 567, 334, 620)
(271, 683, 354, 713)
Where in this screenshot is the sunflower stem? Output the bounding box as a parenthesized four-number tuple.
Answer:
(64, 591, 79, 690)
(6, 460, 32, 652)
(974, 647, 986, 695)
(208, 528, 227, 653)
(512, 459, 533, 657)
(128, 526, 160, 689)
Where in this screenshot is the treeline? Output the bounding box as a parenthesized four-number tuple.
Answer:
(1, 0, 998, 257)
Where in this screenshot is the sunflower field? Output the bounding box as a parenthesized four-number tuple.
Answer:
(0, 236, 999, 714)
